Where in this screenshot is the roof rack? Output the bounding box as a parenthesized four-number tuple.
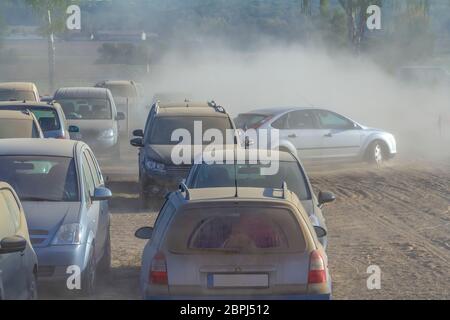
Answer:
(179, 182, 190, 200)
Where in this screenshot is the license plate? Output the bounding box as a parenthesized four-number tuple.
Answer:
(208, 274, 269, 288)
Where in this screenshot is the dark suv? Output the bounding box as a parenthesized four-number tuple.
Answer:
(130, 101, 236, 207)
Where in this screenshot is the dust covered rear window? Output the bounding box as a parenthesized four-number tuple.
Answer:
(166, 206, 307, 254)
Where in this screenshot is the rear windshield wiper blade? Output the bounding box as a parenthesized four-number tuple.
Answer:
(20, 197, 60, 202)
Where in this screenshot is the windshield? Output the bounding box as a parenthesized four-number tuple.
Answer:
(0, 90, 36, 102)
(0, 119, 38, 138)
(57, 98, 112, 120)
(0, 156, 79, 202)
(234, 113, 270, 129)
(188, 161, 311, 200)
(147, 116, 233, 145)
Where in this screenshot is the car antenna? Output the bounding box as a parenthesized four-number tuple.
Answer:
(234, 130, 238, 198)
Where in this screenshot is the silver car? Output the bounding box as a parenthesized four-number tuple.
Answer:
(135, 186, 331, 300)
(235, 107, 397, 164)
(185, 149, 336, 249)
(0, 139, 112, 296)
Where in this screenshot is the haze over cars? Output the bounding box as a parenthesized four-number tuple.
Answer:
(0, 139, 112, 296)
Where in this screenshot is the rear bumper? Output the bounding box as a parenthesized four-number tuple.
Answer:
(144, 294, 332, 300)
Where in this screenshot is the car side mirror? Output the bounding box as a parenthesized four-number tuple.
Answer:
(133, 129, 144, 137)
(135, 227, 153, 240)
(91, 187, 112, 201)
(314, 226, 327, 238)
(0, 235, 27, 254)
(68, 125, 80, 133)
(318, 191, 336, 207)
(116, 112, 126, 121)
(130, 137, 144, 147)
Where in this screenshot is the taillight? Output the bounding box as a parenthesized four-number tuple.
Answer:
(149, 252, 168, 285)
(308, 250, 327, 284)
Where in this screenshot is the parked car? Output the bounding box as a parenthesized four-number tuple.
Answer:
(0, 101, 79, 139)
(0, 82, 40, 102)
(94, 80, 141, 138)
(185, 149, 336, 248)
(0, 181, 38, 300)
(54, 87, 125, 158)
(235, 107, 397, 165)
(135, 185, 331, 300)
(130, 101, 237, 206)
(0, 109, 44, 139)
(0, 139, 112, 296)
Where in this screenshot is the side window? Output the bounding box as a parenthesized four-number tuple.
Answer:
(87, 150, 104, 186)
(2, 190, 21, 231)
(271, 114, 289, 130)
(153, 202, 176, 243)
(316, 110, 354, 130)
(82, 154, 95, 202)
(85, 150, 101, 187)
(32, 121, 40, 137)
(287, 110, 317, 129)
(0, 190, 17, 238)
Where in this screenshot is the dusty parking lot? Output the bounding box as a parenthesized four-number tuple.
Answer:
(41, 154, 450, 300)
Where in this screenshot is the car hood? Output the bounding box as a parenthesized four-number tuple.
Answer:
(22, 202, 81, 245)
(67, 119, 113, 132)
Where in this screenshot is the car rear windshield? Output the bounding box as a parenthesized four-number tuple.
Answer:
(58, 98, 112, 120)
(0, 119, 39, 138)
(189, 162, 311, 200)
(147, 116, 233, 145)
(105, 84, 137, 98)
(0, 90, 36, 102)
(234, 113, 270, 129)
(0, 156, 79, 202)
(166, 207, 307, 254)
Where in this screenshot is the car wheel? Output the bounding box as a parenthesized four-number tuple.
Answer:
(81, 248, 97, 296)
(98, 231, 111, 274)
(28, 274, 38, 300)
(366, 141, 386, 166)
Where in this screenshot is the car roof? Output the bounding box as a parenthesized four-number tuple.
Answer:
(240, 106, 315, 116)
(0, 82, 36, 90)
(0, 109, 35, 120)
(0, 139, 80, 157)
(97, 80, 135, 86)
(0, 101, 61, 110)
(156, 101, 229, 117)
(196, 148, 298, 163)
(54, 87, 109, 99)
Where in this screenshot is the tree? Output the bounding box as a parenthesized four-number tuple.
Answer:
(23, 0, 74, 92)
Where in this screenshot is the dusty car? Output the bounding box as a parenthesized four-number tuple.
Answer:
(0, 82, 40, 102)
(185, 149, 336, 248)
(94, 80, 141, 137)
(130, 101, 236, 207)
(54, 87, 125, 158)
(0, 110, 44, 139)
(0, 101, 79, 139)
(135, 185, 331, 300)
(0, 181, 38, 300)
(235, 107, 397, 165)
(0, 139, 112, 296)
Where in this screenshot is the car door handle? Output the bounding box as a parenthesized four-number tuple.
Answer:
(324, 133, 333, 137)
(288, 134, 297, 138)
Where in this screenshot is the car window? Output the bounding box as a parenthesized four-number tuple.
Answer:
(287, 110, 317, 129)
(166, 207, 306, 254)
(153, 202, 176, 244)
(32, 121, 41, 137)
(0, 156, 79, 202)
(189, 162, 311, 200)
(316, 110, 354, 130)
(0, 119, 34, 138)
(234, 113, 271, 130)
(0, 90, 36, 102)
(33, 108, 61, 131)
(86, 149, 104, 186)
(0, 190, 16, 239)
(271, 114, 288, 129)
(1, 190, 21, 231)
(82, 154, 96, 200)
(84, 151, 101, 187)
(57, 98, 112, 120)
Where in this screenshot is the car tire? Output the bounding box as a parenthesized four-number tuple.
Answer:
(28, 274, 38, 300)
(366, 140, 387, 166)
(81, 248, 97, 297)
(98, 231, 111, 274)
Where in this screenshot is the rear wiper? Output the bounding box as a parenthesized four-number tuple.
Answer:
(21, 197, 60, 202)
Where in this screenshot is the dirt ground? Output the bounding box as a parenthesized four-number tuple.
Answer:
(39, 154, 450, 300)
